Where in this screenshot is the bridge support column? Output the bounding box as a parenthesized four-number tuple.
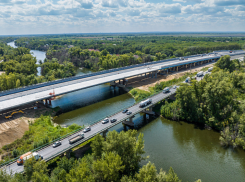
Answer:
(177, 67, 178, 71)
(102, 129, 108, 138)
(148, 107, 153, 112)
(122, 116, 134, 127)
(66, 149, 72, 159)
(119, 80, 121, 84)
(167, 69, 168, 75)
(145, 73, 146, 77)
(151, 72, 154, 78)
(155, 72, 157, 78)
(45, 99, 48, 105)
(49, 99, 52, 105)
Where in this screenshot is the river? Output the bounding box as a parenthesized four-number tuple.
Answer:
(7, 41, 46, 76)
(7, 42, 245, 181)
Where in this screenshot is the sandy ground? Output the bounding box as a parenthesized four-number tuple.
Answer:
(0, 103, 56, 160)
(0, 71, 5, 75)
(126, 63, 214, 92)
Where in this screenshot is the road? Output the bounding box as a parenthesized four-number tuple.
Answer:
(1, 51, 245, 112)
(0, 54, 221, 112)
(2, 86, 177, 174)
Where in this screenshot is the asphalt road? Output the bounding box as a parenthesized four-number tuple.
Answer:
(0, 54, 221, 112)
(2, 87, 177, 174)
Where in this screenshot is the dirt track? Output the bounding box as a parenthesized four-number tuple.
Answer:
(126, 63, 214, 91)
(0, 103, 55, 156)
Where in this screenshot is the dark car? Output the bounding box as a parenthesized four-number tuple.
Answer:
(110, 118, 117, 123)
(126, 111, 132, 115)
(122, 109, 128, 113)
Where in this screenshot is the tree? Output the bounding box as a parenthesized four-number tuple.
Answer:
(92, 152, 125, 181)
(135, 162, 158, 182)
(215, 55, 235, 72)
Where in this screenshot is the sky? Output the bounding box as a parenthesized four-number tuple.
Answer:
(0, 0, 245, 35)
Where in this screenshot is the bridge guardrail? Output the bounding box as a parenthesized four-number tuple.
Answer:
(0, 52, 216, 98)
(0, 84, 176, 170)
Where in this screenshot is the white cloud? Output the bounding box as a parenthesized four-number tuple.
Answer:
(0, 0, 244, 35)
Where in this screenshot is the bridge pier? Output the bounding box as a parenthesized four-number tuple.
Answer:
(102, 129, 108, 138)
(66, 149, 72, 159)
(122, 116, 134, 127)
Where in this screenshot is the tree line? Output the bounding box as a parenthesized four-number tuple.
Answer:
(0, 130, 192, 182)
(0, 43, 76, 91)
(161, 56, 245, 149)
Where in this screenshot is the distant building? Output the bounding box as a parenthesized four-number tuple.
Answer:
(102, 43, 105, 45)
(113, 44, 116, 46)
(68, 45, 74, 48)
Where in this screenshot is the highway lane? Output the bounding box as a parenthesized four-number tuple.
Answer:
(3, 87, 177, 174)
(0, 54, 221, 112)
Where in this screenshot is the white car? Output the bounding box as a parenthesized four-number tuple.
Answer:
(83, 127, 91, 133)
(53, 141, 62, 148)
(102, 118, 109, 124)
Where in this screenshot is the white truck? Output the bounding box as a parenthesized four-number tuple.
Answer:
(185, 77, 191, 83)
(208, 67, 213, 72)
(196, 71, 204, 77)
(163, 87, 170, 93)
(139, 99, 152, 108)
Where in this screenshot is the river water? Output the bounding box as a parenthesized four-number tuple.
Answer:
(7, 41, 46, 76)
(7, 42, 245, 181)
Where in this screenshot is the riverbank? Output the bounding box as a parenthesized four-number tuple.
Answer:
(0, 103, 58, 160)
(125, 63, 214, 92)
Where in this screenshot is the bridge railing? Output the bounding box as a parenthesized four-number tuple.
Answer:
(0, 83, 178, 170)
(0, 52, 217, 98)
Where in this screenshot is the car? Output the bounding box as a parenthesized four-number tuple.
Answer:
(83, 126, 91, 133)
(126, 111, 132, 115)
(110, 118, 117, 123)
(173, 85, 177, 89)
(53, 141, 62, 148)
(102, 118, 109, 124)
(122, 109, 128, 113)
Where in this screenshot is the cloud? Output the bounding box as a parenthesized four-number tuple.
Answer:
(173, 0, 186, 3)
(101, 0, 118, 8)
(81, 1, 93, 9)
(160, 3, 182, 14)
(127, 9, 140, 16)
(214, 0, 245, 6)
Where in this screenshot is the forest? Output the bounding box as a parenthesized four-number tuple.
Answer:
(0, 42, 76, 91)
(160, 55, 245, 149)
(0, 129, 191, 182)
(15, 35, 245, 72)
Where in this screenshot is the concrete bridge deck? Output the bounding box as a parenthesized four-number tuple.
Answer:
(1, 50, 244, 112)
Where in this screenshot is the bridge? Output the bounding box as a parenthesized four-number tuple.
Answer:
(0, 50, 244, 113)
(1, 86, 178, 174)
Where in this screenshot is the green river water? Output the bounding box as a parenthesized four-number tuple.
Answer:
(53, 68, 245, 182)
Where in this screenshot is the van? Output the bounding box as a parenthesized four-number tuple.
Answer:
(196, 71, 204, 77)
(163, 87, 170, 93)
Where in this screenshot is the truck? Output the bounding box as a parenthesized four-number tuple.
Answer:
(208, 67, 213, 72)
(139, 99, 152, 108)
(163, 87, 170, 93)
(196, 71, 204, 77)
(17, 152, 43, 165)
(69, 134, 84, 144)
(179, 57, 184, 61)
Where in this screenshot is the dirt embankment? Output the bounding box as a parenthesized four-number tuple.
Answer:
(0, 71, 5, 75)
(0, 103, 56, 155)
(125, 63, 214, 92)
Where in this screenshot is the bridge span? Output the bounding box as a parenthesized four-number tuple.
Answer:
(1, 86, 177, 174)
(1, 50, 244, 112)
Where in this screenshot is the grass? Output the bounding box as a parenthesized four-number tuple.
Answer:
(1, 115, 82, 162)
